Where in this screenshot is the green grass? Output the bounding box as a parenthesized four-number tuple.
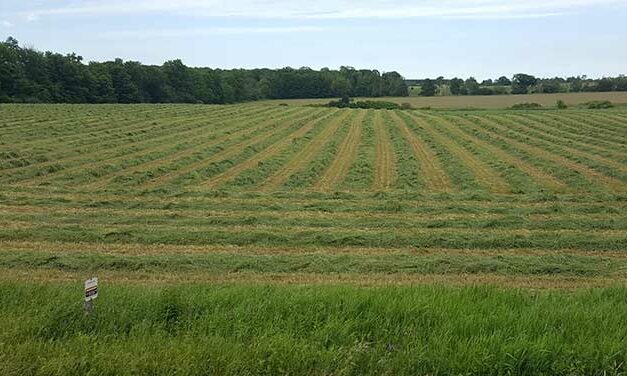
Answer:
(2, 282, 627, 375)
(2, 103, 627, 374)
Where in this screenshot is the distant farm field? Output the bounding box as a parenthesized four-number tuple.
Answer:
(261, 91, 627, 109)
(2, 103, 627, 374)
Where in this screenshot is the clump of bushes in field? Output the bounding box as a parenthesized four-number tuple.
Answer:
(556, 99, 567, 109)
(584, 100, 614, 109)
(326, 96, 405, 110)
(510, 102, 543, 110)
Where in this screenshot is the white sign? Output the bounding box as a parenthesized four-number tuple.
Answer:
(84, 277, 98, 302)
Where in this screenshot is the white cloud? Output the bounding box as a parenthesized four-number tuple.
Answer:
(20, 0, 627, 20)
(1, 20, 14, 28)
(100, 26, 332, 39)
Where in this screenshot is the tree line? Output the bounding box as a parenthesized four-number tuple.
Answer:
(411, 73, 627, 97)
(0, 37, 408, 104)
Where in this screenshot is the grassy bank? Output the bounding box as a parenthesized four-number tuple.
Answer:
(2, 282, 627, 375)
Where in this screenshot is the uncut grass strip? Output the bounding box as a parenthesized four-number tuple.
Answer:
(312, 110, 367, 191)
(258, 110, 353, 192)
(198, 109, 339, 190)
(486, 114, 627, 188)
(443, 115, 569, 193)
(371, 111, 397, 191)
(1, 268, 626, 289)
(407, 112, 511, 194)
(507, 113, 627, 164)
(8, 108, 275, 185)
(1, 222, 625, 251)
(469, 115, 627, 193)
(80, 106, 303, 190)
(140, 108, 329, 190)
(388, 111, 452, 192)
(336, 111, 376, 192)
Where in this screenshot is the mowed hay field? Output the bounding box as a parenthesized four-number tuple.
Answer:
(262, 91, 627, 109)
(2, 103, 627, 374)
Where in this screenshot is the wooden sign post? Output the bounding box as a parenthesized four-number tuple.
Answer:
(84, 277, 98, 314)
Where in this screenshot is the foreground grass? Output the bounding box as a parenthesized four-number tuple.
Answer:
(2, 282, 627, 375)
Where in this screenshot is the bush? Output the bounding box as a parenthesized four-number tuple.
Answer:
(326, 98, 402, 110)
(400, 102, 414, 110)
(556, 100, 567, 109)
(584, 100, 613, 109)
(510, 102, 543, 110)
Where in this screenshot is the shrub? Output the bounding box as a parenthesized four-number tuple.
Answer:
(400, 102, 414, 110)
(585, 100, 613, 109)
(510, 102, 543, 110)
(556, 100, 567, 109)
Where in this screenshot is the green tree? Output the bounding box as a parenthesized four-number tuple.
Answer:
(420, 79, 436, 97)
(512, 73, 537, 94)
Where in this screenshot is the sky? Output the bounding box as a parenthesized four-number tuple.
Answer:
(1, 0, 627, 80)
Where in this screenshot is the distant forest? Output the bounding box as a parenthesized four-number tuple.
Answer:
(0, 37, 407, 104)
(2, 37, 626, 104)
(408, 73, 627, 97)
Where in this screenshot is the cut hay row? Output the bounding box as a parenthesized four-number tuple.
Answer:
(2, 204, 625, 233)
(0, 105, 181, 138)
(388, 111, 452, 192)
(4, 185, 627, 212)
(444, 115, 569, 193)
(562, 112, 627, 136)
(529, 113, 627, 152)
(313, 110, 367, 191)
(336, 111, 375, 191)
(258, 110, 353, 191)
(41, 108, 286, 188)
(481, 116, 627, 192)
(138, 108, 325, 191)
(81, 107, 308, 190)
(0, 107, 202, 171)
(371, 111, 397, 191)
(1, 107, 257, 182)
(197, 109, 339, 190)
(468, 115, 627, 192)
(5, 106, 211, 153)
(407, 112, 511, 194)
(2, 267, 624, 289)
(506, 114, 627, 165)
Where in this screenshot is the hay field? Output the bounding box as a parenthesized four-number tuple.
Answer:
(2, 103, 627, 374)
(261, 91, 627, 109)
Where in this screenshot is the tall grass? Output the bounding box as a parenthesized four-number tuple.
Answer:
(2, 282, 627, 375)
